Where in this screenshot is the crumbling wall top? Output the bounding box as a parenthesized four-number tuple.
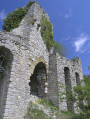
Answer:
(11, 2, 50, 38)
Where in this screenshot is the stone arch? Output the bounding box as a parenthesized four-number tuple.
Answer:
(75, 72, 80, 85)
(64, 67, 74, 112)
(29, 62, 47, 98)
(75, 72, 83, 109)
(29, 56, 48, 78)
(0, 46, 13, 118)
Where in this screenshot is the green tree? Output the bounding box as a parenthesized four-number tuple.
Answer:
(59, 71, 90, 119)
(73, 76, 90, 119)
(88, 66, 90, 70)
(54, 41, 67, 56)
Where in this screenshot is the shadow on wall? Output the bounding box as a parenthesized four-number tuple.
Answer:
(64, 67, 74, 112)
(0, 46, 13, 118)
(29, 62, 47, 98)
(75, 72, 80, 85)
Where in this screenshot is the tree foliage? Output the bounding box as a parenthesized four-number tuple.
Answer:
(88, 66, 90, 70)
(2, 1, 36, 32)
(59, 73, 90, 119)
(73, 76, 90, 119)
(63, 75, 90, 119)
(54, 41, 66, 56)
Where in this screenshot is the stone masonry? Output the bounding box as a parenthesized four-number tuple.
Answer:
(0, 2, 83, 119)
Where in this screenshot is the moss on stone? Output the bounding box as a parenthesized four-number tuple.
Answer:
(25, 1, 35, 10)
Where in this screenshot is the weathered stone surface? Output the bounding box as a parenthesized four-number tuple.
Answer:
(48, 49, 83, 112)
(0, 2, 83, 119)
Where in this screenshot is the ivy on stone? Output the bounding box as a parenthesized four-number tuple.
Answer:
(40, 15, 54, 50)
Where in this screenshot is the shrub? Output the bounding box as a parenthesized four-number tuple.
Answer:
(65, 76, 90, 119)
(24, 101, 52, 119)
(3, 8, 27, 32)
(26, 1, 35, 10)
(54, 41, 66, 56)
(2, 1, 36, 32)
(40, 15, 54, 50)
(40, 15, 66, 55)
(73, 77, 90, 119)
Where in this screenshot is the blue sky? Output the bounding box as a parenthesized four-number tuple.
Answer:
(0, 0, 90, 74)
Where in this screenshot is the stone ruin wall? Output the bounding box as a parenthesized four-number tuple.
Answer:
(57, 52, 83, 112)
(48, 49, 83, 112)
(0, 2, 83, 119)
(0, 3, 49, 119)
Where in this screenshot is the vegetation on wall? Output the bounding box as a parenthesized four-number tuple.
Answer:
(72, 57, 79, 61)
(3, 8, 27, 32)
(2, 1, 35, 32)
(72, 76, 90, 119)
(25, 1, 35, 10)
(24, 99, 70, 119)
(2, 0, 66, 55)
(40, 15, 66, 55)
(24, 101, 51, 119)
(40, 15, 54, 50)
(54, 41, 66, 56)
(24, 97, 90, 119)
(59, 75, 90, 119)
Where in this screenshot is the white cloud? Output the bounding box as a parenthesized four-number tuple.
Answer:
(0, 10, 6, 20)
(59, 10, 72, 19)
(74, 33, 89, 53)
(64, 14, 70, 18)
(65, 36, 70, 41)
(64, 10, 72, 18)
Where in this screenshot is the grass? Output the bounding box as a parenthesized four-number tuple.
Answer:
(24, 101, 52, 119)
(24, 98, 71, 119)
(38, 98, 70, 119)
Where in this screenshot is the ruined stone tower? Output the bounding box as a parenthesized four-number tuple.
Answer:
(0, 2, 83, 119)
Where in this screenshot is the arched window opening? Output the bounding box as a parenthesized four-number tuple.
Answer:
(29, 62, 47, 98)
(64, 67, 74, 112)
(0, 46, 13, 118)
(75, 72, 80, 85)
(75, 72, 83, 109)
